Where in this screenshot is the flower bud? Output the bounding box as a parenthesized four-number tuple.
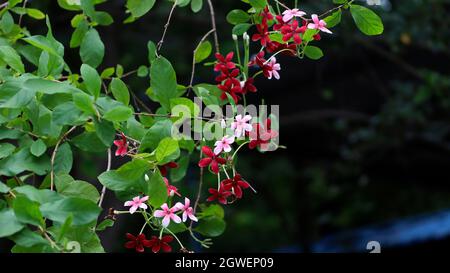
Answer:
(232, 34, 238, 41)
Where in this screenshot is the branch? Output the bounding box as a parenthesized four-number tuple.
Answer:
(190, 148, 204, 230)
(98, 148, 111, 208)
(157, 0, 178, 52)
(189, 28, 216, 88)
(50, 126, 77, 191)
(206, 0, 220, 53)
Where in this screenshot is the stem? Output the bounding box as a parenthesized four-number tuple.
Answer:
(206, 0, 220, 53)
(139, 221, 148, 234)
(189, 28, 216, 89)
(234, 38, 242, 68)
(50, 126, 76, 191)
(217, 172, 221, 190)
(18, 0, 28, 26)
(231, 141, 250, 160)
(221, 165, 230, 179)
(0, 2, 8, 9)
(165, 228, 185, 249)
(98, 148, 111, 208)
(157, 0, 177, 52)
(264, 48, 296, 65)
(190, 148, 204, 229)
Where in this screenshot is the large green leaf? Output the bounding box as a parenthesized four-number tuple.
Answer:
(155, 137, 179, 163)
(81, 64, 101, 99)
(80, 28, 105, 68)
(13, 195, 45, 227)
(110, 78, 130, 105)
(145, 170, 167, 208)
(126, 0, 156, 18)
(40, 197, 101, 225)
(54, 142, 73, 174)
(0, 46, 25, 73)
(139, 119, 173, 152)
(150, 57, 178, 110)
(350, 4, 384, 36)
(103, 105, 132, 122)
(55, 174, 100, 203)
(0, 148, 50, 176)
(0, 210, 24, 238)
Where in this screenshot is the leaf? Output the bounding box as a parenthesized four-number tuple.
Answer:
(73, 92, 96, 115)
(0, 46, 25, 73)
(232, 23, 251, 35)
(324, 9, 342, 28)
(0, 143, 16, 159)
(226, 9, 250, 25)
(70, 19, 89, 48)
(53, 102, 84, 126)
(98, 170, 144, 193)
(194, 216, 226, 237)
(80, 28, 105, 68)
(9, 228, 48, 248)
(0, 148, 50, 176)
(24, 79, 79, 94)
(0, 11, 14, 34)
(147, 41, 157, 63)
(137, 65, 148, 77)
(81, 64, 101, 99)
(26, 8, 46, 20)
(110, 78, 130, 105)
(53, 143, 73, 174)
(304, 46, 324, 60)
(103, 106, 132, 122)
(150, 57, 178, 110)
(71, 131, 108, 152)
(30, 139, 46, 157)
(146, 171, 167, 208)
(14, 185, 63, 204)
(195, 41, 212, 63)
(249, 0, 267, 10)
(199, 203, 224, 219)
(94, 119, 115, 146)
(0, 210, 24, 238)
(96, 219, 114, 231)
(55, 174, 100, 203)
(155, 137, 179, 163)
(170, 155, 189, 182)
(116, 159, 151, 181)
(350, 4, 384, 36)
(40, 197, 101, 226)
(126, 0, 156, 18)
(139, 119, 173, 152)
(13, 195, 44, 227)
(0, 181, 10, 193)
(191, 0, 203, 13)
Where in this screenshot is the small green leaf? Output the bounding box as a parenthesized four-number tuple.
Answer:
(0, 45, 25, 73)
(73, 92, 96, 115)
(13, 195, 44, 227)
(94, 119, 115, 146)
(0, 210, 24, 238)
(146, 171, 167, 208)
(80, 28, 105, 68)
(40, 197, 101, 226)
(103, 106, 133, 122)
(232, 23, 252, 35)
(194, 216, 226, 237)
(324, 9, 342, 28)
(150, 57, 178, 110)
(226, 9, 250, 25)
(110, 78, 130, 105)
(155, 137, 179, 163)
(195, 41, 212, 63)
(0, 143, 16, 159)
(249, 0, 267, 10)
(137, 65, 148, 77)
(53, 143, 73, 174)
(96, 219, 114, 231)
(81, 64, 101, 99)
(26, 8, 46, 20)
(30, 139, 46, 157)
(126, 0, 156, 18)
(350, 4, 384, 36)
(0, 11, 14, 34)
(191, 0, 203, 13)
(304, 45, 324, 60)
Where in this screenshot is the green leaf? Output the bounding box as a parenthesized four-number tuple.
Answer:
(232, 23, 252, 35)
(140, 119, 173, 151)
(117, 159, 151, 181)
(195, 41, 212, 63)
(73, 92, 96, 115)
(226, 9, 250, 25)
(94, 119, 115, 146)
(24, 79, 79, 94)
(191, 0, 203, 13)
(150, 57, 178, 110)
(53, 102, 84, 126)
(199, 203, 224, 219)
(147, 41, 157, 63)
(14, 185, 63, 204)
(155, 137, 179, 163)
(40, 197, 101, 225)
(81, 64, 101, 99)
(71, 131, 108, 152)
(55, 174, 100, 203)
(80, 28, 105, 68)
(146, 171, 167, 208)
(103, 106, 132, 122)
(13, 195, 44, 227)
(0, 11, 14, 34)
(110, 78, 130, 105)
(98, 170, 144, 193)
(53, 143, 73, 174)
(0, 210, 24, 238)
(126, 0, 156, 18)
(100, 67, 115, 78)
(70, 19, 89, 48)
(170, 155, 189, 182)
(304, 46, 324, 60)
(26, 8, 46, 20)
(194, 216, 226, 237)
(324, 9, 342, 28)
(137, 65, 148, 77)
(350, 4, 384, 36)
(0, 143, 16, 159)
(0, 46, 25, 73)
(0, 181, 10, 193)
(30, 139, 46, 157)
(9, 228, 48, 247)
(96, 219, 114, 231)
(249, 0, 267, 10)
(0, 148, 50, 176)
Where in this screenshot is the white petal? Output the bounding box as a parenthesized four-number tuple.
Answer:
(162, 215, 170, 227)
(129, 205, 137, 214)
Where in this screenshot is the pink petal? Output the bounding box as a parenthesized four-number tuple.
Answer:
(161, 203, 169, 211)
(182, 211, 188, 222)
(154, 210, 165, 218)
(312, 14, 319, 24)
(188, 213, 198, 222)
(129, 205, 138, 214)
(124, 201, 133, 207)
(162, 215, 170, 227)
(140, 196, 149, 202)
(307, 23, 316, 30)
(171, 214, 182, 224)
(214, 145, 222, 155)
(139, 203, 148, 210)
(184, 197, 190, 207)
(174, 202, 184, 210)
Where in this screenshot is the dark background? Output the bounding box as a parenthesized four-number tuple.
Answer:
(2, 0, 450, 253)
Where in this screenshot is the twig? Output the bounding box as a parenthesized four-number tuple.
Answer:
(206, 0, 220, 53)
(189, 28, 216, 88)
(190, 148, 204, 230)
(98, 148, 111, 208)
(319, 0, 356, 18)
(0, 2, 8, 9)
(18, 0, 28, 26)
(50, 126, 77, 191)
(157, 0, 177, 51)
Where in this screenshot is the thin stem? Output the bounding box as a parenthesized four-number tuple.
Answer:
(98, 148, 111, 208)
(189, 28, 216, 89)
(165, 228, 185, 249)
(231, 141, 250, 160)
(319, 0, 356, 18)
(18, 0, 28, 26)
(264, 48, 296, 65)
(139, 221, 148, 234)
(190, 148, 204, 229)
(206, 0, 220, 53)
(0, 2, 8, 9)
(222, 165, 230, 179)
(234, 38, 242, 68)
(157, 0, 177, 52)
(217, 172, 221, 190)
(50, 126, 76, 191)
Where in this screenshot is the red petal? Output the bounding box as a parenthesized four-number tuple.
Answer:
(161, 243, 172, 252)
(152, 244, 161, 253)
(125, 233, 136, 240)
(124, 241, 136, 249)
(201, 146, 214, 157)
(198, 157, 212, 168)
(211, 160, 219, 174)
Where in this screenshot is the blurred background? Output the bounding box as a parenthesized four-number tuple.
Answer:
(2, 0, 450, 253)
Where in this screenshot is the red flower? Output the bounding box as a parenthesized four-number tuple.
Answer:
(113, 133, 128, 157)
(252, 23, 271, 47)
(163, 177, 181, 197)
(281, 20, 303, 44)
(215, 67, 241, 86)
(240, 78, 257, 94)
(273, 15, 287, 31)
(158, 161, 178, 176)
(207, 183, 233, 205)
(266, 41, 297, 56)
(313, 34, 321, 41)
(198, 146, 227, 174)
(214, 52, 235, 72)
(218, 80, 242, 103)
(147, 235, 174, 253)
(247, 118, 279, 150)
(260, 6, 274, 23)
(222, 174, 250, 199)
(124, 233, 151, 253)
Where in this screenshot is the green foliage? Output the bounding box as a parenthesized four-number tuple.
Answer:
(350, 4, 384, 36)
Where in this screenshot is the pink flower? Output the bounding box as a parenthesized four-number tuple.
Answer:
(266, 57, 281, 80)
(113, 133, 128, 156)
(214, 135, 235, 155)
(231, 115, 253, 138)
(124, 195, 149, 214)
(163, 177, 181, 197)
(282, 8, 306, 22)
(175, 197, 198, 222)
(153, 203, 182, 228)
(307, 14, 332, 34)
